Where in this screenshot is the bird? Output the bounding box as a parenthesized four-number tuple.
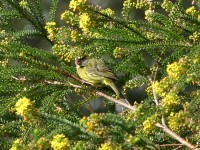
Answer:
(75, 56, 123, 98)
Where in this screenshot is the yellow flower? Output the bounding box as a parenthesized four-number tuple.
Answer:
(79, 13, 91, 32)
(161, 0, 173, 12)
(19, 0, 28, 8)
(70, 30, 78, 42)
(51, 134, 69, 150)
(186, 6, 197, 16)
(45, 22, 57, 41)
(15, 97, 36, 122)
(99, 141, 121, 150)
(0, 59, 8, 67)
(10, 139, 23, 150)
(61, 10, 77, 25)
(19, 51, 25, 57)
(69, 0, 87, 11)
(15, 97, 33, 115)
(142, 116, 156, 134)
(168, 111, 186, 132)
(101, 8, 115, 17)
(166, 61, 182, 80)
(37, 137, 49, 149)
(45, 22, 56, 33)
(122, 0, 135, 17)
(162, 93, 179, 112)
(145, 9, 154, 22)
(189, 31, 200, 42)
(113, 47, 126, 58)
(52, 44, 76, 62)
(152, 78, 171, 97)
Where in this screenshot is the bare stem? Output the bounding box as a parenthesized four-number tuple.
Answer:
(148, 77, 159, 106)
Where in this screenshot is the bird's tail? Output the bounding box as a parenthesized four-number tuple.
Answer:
(103, 78, 126, 99)
(103, 78, 130, 107)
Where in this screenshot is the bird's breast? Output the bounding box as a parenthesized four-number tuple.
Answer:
(77, 67, 104, 85)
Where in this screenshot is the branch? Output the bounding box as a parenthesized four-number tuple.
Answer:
(68, 82, 136, 111)
(12, 76, 136, 111)
(155, 122, 195, 149)
(95, 91, 136, 111)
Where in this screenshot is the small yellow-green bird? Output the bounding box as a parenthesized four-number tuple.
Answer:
(75, 56, 122, 97)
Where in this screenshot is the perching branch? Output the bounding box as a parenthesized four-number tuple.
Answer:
(68, 82, 136, 111)
(95, 91, 136, 111)
(12, 76, 136, 111)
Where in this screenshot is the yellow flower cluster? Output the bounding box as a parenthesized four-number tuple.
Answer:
(0, 59, 8, 67)
(161, 0, 173, 12)
(168, 111, 186, 132)
(61, 10, 77, 25)
(45, 22, 57, 41)
(80, 114, 106, 136)
(70, 30, 81, 42)
(146, 31, 160, 40)
(135, 0, 149, 9)
(79, 13, 91, 32)
(162, 93, 180, 113)
(99, 141, 121, 150)
(152, 77, 171, 97)
(19, 0, 28, 8)
(51, 134, 69, 150)
(113, 47, 127, 58)
(53, 44, 76, 62)
(122, 0, 135, 18)
(0, 30, 16, 45)
(10, 139, 23, 150)
(69, 0, 87, 11)
(193, 52, 200, 64)
(0, 37, 9, 45)
(166, 61, 186, 80)
(142, 115, 157, 134)
(186, 6, 198, 16)
(189, 31, 200, 42)
(100, 8, 115, 17)
(125, 134, 140, 144)
(15, 97, 37, 123)
(185, 6, 200, 21)
(145, 9, 155, 22)
(35, 137, 49, 150)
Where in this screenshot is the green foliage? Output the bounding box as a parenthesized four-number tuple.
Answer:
(0, 0, 200, 149)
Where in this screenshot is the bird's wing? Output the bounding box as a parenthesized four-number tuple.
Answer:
(86, 59, 117, 80)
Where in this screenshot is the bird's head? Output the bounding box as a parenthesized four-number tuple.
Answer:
(75, 56, 87, 68)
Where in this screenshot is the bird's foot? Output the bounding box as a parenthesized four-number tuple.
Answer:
(81, 80, 93, 85)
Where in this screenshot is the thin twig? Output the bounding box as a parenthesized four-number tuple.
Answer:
(82, 95, 94, 113)
(148, 77, 159, 106)
(158, 144, 184, 147)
